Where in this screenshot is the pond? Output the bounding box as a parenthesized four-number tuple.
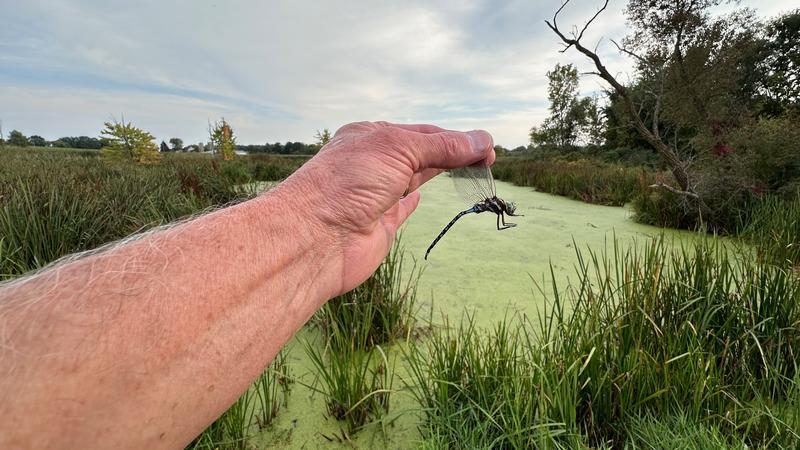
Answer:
(256, 174, 699, 448)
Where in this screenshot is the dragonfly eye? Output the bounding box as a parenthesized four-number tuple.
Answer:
(507, 202, 516, 213)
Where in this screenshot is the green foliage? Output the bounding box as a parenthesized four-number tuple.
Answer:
(210, 119, 236, 161)
(28, 135, 46, 147)
(407, 236, 800, 448)
(530, 64, 602, 150)
(624, 414, 747, 450)
(187, 351, 292, 450)
(0, 149, 301, 279)
(749, 9, 800, 117)
(632, 114, 800, 233)
(492, 156, 650, 206)
(52, 136, 103, 149)
(7, 130, 30, 147)
(314, 128, 332, 147)
(169, 137, 184, 150)
(100, 119, 161, 164)
(742, 195, 800, 269)
(306, 240, 419, 434)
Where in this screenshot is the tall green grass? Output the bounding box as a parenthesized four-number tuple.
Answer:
(406, 237, 800, 449)
(0, 149, 303, 279)
(492, 157, 651, 206)
(306, 240, 420, 434)
(742, 195, 800, 269)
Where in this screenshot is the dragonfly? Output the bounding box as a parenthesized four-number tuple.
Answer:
(425, 163, 522, 260)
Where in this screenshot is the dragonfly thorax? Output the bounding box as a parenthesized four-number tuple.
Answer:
(475, 196, 514, 215)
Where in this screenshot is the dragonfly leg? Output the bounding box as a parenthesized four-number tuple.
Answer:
(497, 213, 516, 230)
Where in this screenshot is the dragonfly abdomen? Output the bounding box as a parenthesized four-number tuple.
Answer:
(424, 205, 479, 260)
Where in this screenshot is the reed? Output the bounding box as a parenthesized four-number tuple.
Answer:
(492, 157, 649, 206)
(254, 350, 292, 430)
(406, 236, 800, 448)
(0, 149, 302, 280)
(305, 240, 419, 434)
(742, 195, 800, 269)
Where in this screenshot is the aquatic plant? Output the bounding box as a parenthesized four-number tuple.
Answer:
(406, 236, 800, 448)
(742, 195, 800, 269)
(492, 157, 648, 206)
(305, 240, 418, 435)
(187, 350, 292, 449)
(316, 238, 420, 349)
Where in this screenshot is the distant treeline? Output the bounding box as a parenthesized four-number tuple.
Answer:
(51, 136, 104, 149)
(236, 142, 320, 155)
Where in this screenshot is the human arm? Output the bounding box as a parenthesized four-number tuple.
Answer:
(0, 121, 494, 449)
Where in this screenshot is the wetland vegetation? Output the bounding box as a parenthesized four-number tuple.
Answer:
(1, 145, 797, 448)
(2, 1, 799, 448)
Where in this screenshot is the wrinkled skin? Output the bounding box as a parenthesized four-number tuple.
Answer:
(274, 121, 495, 296)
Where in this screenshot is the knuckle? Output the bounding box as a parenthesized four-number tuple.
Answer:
(334, 121, 375, 137)
(369, 127, 401, 149)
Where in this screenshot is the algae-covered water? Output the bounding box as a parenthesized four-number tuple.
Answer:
(256, 175, 698, 448)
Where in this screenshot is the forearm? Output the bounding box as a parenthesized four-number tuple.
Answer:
(0, 183, 338, 449)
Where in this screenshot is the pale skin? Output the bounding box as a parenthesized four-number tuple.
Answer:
(0, 121, 495, 449)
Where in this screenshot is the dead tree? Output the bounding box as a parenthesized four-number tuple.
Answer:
(545, 0, 699, 201)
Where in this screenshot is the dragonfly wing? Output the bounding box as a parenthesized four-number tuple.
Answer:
(450, 163, 496, 205)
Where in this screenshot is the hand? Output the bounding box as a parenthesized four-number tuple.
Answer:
(276, 121, 494, 296)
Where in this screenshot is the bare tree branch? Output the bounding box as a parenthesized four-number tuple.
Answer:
(544, 0, 700, 202)
(610, 39, 648, 66)
(649, 183, 699, 199)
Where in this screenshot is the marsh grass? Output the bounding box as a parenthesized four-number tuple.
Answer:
(306, 336, 394, 435)
(406, 236, 800, 449)
(316, 238, 421, 348)
(492, 157, 650, 206)
(0, 149, 303, 280)
(306, 240, 420, 434)
(187, 350, 293, 450)
(253, 350, 293, 430)
(742, 195, 800, 269)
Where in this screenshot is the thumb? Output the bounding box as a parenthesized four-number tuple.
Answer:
(385, 127, 495, 170)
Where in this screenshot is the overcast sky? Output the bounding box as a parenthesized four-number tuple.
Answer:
(0, 0, 795, 147)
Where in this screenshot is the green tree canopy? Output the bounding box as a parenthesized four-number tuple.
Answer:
(209, 119, 236, 161)
(28, 135, 47, 147)
(169, 138, 184, 150)
(100, 119, 161, 164)
(530, 64, 602, 150)
(314, 128, 332, 146)
(7, 130, 30, 147)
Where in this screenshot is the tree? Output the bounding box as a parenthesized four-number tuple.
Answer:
(209, 119, 236, 161)
(7, 130, 30, 147)
(530, 64, 583, 150)
(28, 135, 47, 147)
(314, 128, 332, 146)
(100, 119, 161, 164)
(544, 0, 742, 201)
(160, 141, 170, 153)
(531, 64, 605, 150)
(749, 10, 800, 117)
(169, 138, 184, 151)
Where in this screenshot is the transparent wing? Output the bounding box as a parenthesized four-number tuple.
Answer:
(449, 162, 496, 206)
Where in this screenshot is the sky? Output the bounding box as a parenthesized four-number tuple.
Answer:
(0, 0, 795, 148)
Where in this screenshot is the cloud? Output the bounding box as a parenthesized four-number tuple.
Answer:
(0, 0, 795, 147)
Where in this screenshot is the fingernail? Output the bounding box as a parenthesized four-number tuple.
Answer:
(467, 130, 491, 153)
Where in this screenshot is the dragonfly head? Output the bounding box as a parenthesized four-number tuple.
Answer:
(506, 201, 517, 214)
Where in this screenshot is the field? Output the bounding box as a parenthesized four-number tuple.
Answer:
(2, 147, 799, 449)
